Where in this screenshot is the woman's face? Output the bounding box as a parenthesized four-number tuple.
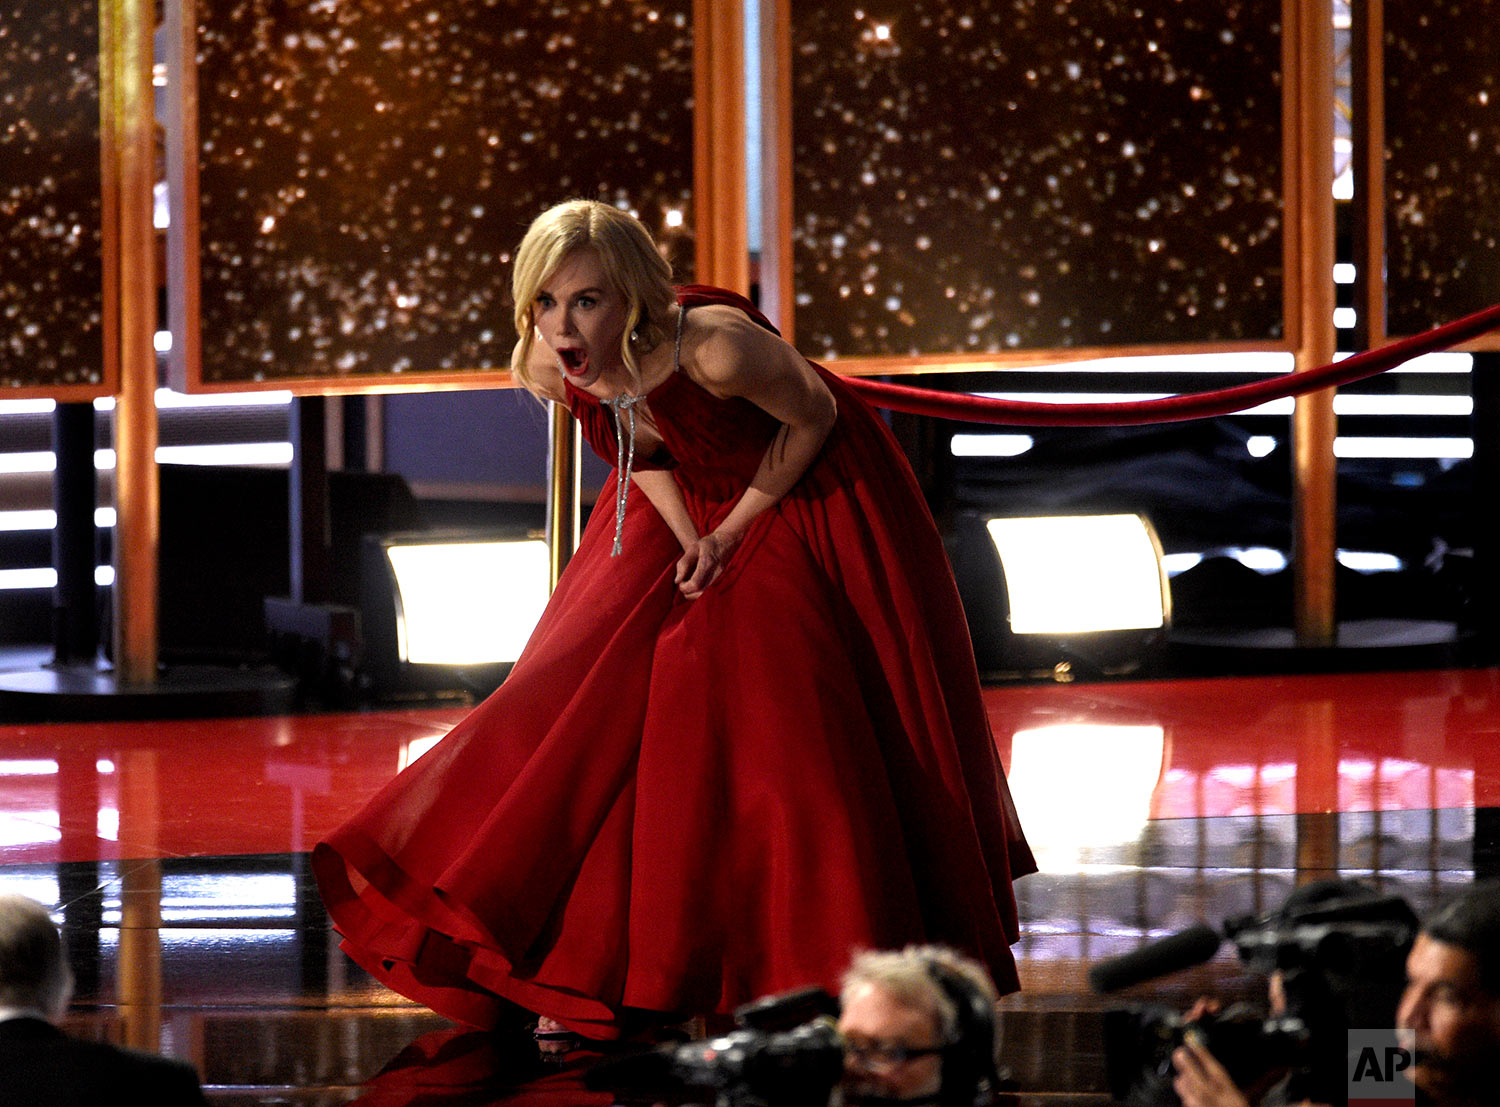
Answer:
(531, 249, 630, 390)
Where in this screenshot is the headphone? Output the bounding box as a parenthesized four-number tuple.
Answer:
(921, 956, 1001, 1107)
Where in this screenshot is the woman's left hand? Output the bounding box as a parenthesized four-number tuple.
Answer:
(675, 529, 742, 599)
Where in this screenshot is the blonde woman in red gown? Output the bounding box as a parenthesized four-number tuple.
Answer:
(313, 200, 1034, 1041)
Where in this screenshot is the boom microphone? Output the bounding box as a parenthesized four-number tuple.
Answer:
(1088, 923, 1223, 993)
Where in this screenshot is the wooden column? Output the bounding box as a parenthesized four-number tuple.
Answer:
(1288, 0, 1339, 646)
(546, 403, 582, 590)
(757, 0, 794, 335)
(693, 0, 749, 293)
(103, 0, 160, 683)
(1350, 0, 1385, 351)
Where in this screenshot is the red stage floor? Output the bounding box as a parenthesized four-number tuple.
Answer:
(0, 668, 1494, 1103)
(1, 668, 1497, 866)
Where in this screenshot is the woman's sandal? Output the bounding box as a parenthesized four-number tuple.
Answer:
(533, 1015, 583, 1055)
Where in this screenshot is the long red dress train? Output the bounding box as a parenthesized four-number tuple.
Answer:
(313, 287, 1035, 1038)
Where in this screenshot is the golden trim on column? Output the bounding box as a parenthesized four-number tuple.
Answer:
(692, 0, 749, 293)
(546, 402, 581, 591)
(757, 0, 794, 336)
(1350, 0, 1385, 349)
(1288, 0, 1338, 647)
(103, 0, 160, 683)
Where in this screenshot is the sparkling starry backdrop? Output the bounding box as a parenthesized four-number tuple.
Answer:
(184, 0, 694, 386)
(1384, 6, 1500, 339)
(0, 3, 104, 391)
(790, 0, 1286, 360)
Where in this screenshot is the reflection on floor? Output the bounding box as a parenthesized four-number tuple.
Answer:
(1, 667, 1497, 1104)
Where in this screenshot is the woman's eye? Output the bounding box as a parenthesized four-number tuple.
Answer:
(576, 296, 596, 309)
(535, 294, 554, 309)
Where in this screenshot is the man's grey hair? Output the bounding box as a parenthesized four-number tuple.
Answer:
(0, 894, 74, 1020)
(840, 944, 1000, 1057)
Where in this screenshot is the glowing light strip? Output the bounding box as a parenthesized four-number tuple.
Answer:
(0, 568, 56, 590)
(1335, 395, 1472, 415)
(969, 391, 1471, 418)
(1334, 437, 1473, 459)
(93, 388, 293, 411)
(92, 443, 295, 468)
(0, 510, 57, 532)
(992, 351, 1472, 376)
(2, 443, 292, 477)
(1239, 394, 1473, 417)
(0, 566, 115, 591)
(0, 399, 57, 416)
(994, 352, 1295, 375)
(0, 509, 116, 532)
(950, 434, 1034, 457)
(1358, 352, 1473, 374)
(0, 452, 56, 474)
(156, 443, 295, 465)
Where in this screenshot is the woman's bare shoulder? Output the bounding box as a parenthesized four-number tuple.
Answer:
(680, 304, 789, 385)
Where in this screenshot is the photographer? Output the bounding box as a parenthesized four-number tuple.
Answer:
(837, 945, 1002, 1107)
(1098, 879, 1416, 1107)
(1396, 879, 1500, 1107)
(1169, 879, 1415, 1107)
(598, 944, 1004, 1107)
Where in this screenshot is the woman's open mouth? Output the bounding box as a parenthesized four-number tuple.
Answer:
(556, 347, 588, 375)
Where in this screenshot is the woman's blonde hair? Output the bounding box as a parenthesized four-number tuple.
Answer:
(510, 200, 676, 394)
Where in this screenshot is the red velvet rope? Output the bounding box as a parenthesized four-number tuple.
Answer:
(843, 302, 1500, 426)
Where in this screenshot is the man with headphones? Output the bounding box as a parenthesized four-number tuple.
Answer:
(836, 945, 1003, 1107)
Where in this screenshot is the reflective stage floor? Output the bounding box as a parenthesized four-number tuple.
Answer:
(1, 667, 1497, 1104)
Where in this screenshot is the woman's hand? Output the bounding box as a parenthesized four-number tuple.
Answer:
(675, 529, 743, 599)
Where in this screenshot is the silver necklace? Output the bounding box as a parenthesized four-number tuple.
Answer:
(601, 391, 644, 556)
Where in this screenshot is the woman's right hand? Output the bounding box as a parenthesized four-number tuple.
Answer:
(674, 528, 743, 599)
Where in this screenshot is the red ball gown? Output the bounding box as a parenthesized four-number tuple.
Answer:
(313, 287, 1035, 1038)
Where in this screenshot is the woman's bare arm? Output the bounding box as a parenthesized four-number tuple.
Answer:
(631, 468, 700, 553)
(674, 308, 837, 598)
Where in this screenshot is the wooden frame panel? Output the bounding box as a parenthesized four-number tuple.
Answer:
(760, 0, 1301, 377)
(164, 0, 699, 395)
(1363, 0, 1500, 350)
(692, 0, 749, 294)
(0, 3, 116, 400)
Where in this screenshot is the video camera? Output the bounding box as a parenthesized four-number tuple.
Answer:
(661, 1014, 846, 1107)
(1095, 885, 1417, 1107)
(586, 987, 844, 1107)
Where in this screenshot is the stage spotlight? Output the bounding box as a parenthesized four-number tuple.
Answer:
(360, 531, 550, 697)
(986, 514, 1170, 635)
(950, 512, 1171, 679)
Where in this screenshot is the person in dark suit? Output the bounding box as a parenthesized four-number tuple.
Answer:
(0, 893, 209, 1106)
